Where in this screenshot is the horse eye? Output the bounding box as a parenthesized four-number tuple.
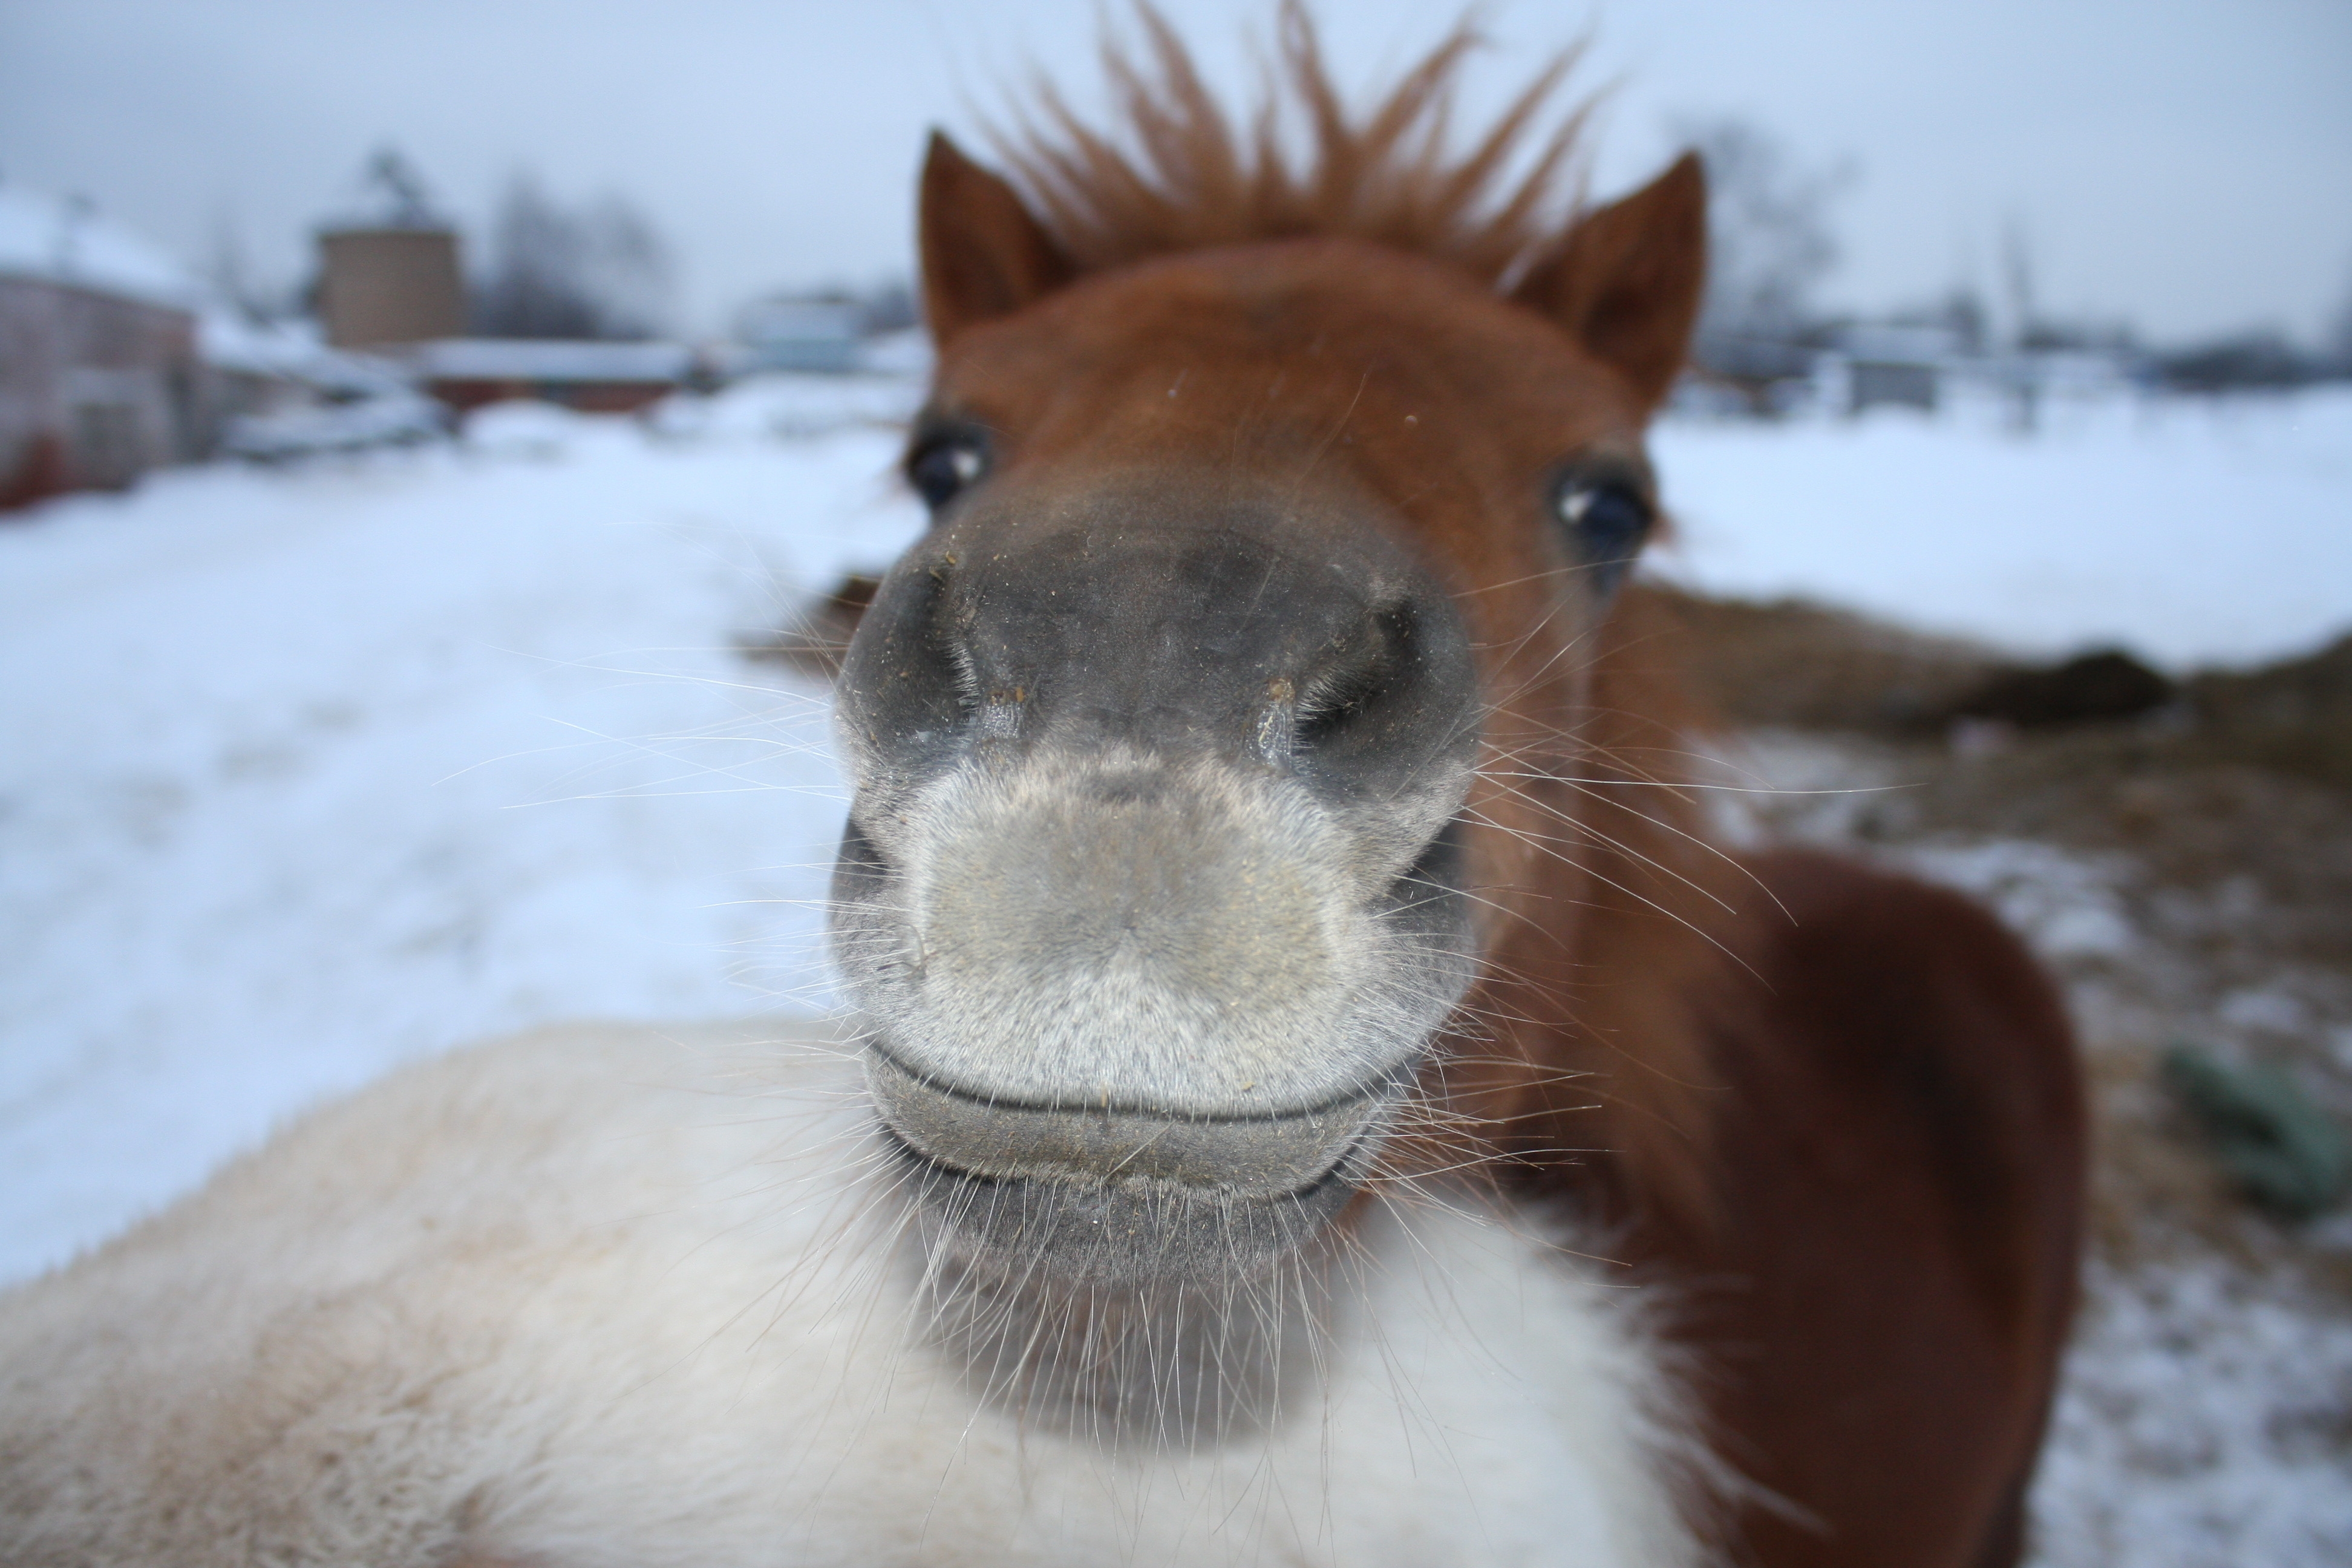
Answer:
(1553, 479, 1653, 595)
(908, 433, 989, 511)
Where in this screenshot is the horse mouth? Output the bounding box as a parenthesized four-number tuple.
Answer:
(866, 1039, 1402, 1287)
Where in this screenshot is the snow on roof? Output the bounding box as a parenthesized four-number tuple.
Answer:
(0, 183, 202, 312)
(411, 339, 694, 383)
(0, 183, 365, 385)
(199, 310, 413, 395)
(739, 297, 864, 344)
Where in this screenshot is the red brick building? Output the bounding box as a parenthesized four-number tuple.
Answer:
(1, 188, 207, 509)
(408, 338, 694, 415)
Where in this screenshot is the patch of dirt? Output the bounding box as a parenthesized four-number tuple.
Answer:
(1662, 572, 2352, 805)
(1657, 587, 2008, 731)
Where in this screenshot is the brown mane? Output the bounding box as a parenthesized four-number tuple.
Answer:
(995, 1, 1593, 286)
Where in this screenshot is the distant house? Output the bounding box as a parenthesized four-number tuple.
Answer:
(408, 338, 696, 414)
(734, 296, 866, 374)
(1819, 324, 1965, 416)
(0, 186, 207, 509)
(201, 313, 446, 463)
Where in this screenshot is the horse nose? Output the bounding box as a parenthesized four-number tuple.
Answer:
(836, 501, 1480, 816)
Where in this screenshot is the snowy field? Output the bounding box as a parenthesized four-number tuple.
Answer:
(1, 388, 928, 1279)
(4, 374, 2350, 1560)
(1652, 387, 2352, 669)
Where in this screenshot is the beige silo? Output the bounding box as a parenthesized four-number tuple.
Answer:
(317, 227, 465, 348)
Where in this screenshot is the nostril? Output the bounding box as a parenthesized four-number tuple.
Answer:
(1393, 811, 1466, 890)
(1293, 601, 1419, 752)
(841, 557, 987, 745)
(942, 638, 985, 719)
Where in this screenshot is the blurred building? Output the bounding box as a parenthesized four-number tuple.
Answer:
(1820, 323, 1964, 416)
(316, 228, 465, 349)
(0, 185, 207, 508)
(314, 151, 465, 350)
(1681, 312, 2143, 428)
(734, 295, 866, 374)
(409, 338, 694, 414)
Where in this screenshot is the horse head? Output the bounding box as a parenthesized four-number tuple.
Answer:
(828, 42, 1708, 1295)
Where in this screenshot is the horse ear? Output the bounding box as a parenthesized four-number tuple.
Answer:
(918, 131, 1076, 347)
(1513, 152, 1708, 410)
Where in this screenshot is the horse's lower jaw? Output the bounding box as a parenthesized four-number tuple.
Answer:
(881, 1122, 1374, 1290)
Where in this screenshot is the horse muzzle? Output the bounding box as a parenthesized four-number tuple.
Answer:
(827, 478, 1482, 1287)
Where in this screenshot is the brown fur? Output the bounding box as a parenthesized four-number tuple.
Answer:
(906, 10, 2085, 1565)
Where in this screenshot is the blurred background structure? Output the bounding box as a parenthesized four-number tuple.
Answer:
(4, 0, 2349, 500)
(315, 151, 465, 350)
(0, 186, 206, 500)
(2, 4, 2350, 1564)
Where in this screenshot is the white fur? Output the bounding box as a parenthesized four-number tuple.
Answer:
(0, 1018, 1710, 1567)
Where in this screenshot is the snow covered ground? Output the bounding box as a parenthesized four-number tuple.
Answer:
(4, 374, 2348, 1559)
(1653, 387, 2352, 669)
(1, 385, 928, 1280)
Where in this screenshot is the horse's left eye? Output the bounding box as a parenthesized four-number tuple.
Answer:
(908, 432, 990, 511)
(1553, 479, 1653, 595)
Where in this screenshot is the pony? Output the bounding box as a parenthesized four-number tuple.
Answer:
(0, 11, 2084, 1566)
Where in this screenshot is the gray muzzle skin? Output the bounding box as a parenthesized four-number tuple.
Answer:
(828, 475, 1482, 1289)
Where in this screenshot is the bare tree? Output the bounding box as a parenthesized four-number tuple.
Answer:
(572, 195, 671, 340)
(472, 175, 673, 341)
(1672, 117, 1850, 345)
(472, 177, 588, 338)
(362, 148, 443, 230)
(1999, 214, 2050, 350)
(2329, 255, 2352, 377)
(203, 206, 275, 322)
(1929, 286, 1991, 356)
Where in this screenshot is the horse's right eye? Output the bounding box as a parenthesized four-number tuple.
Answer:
(1550, 470, 1655, 598)
(908, 433, 990, 511)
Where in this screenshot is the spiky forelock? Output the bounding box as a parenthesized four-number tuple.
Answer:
(994, 1, 1595, 287)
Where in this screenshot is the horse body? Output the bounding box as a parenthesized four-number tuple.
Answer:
(0, 15, 2083, 1566)
(0, 1021, 1696, 1567)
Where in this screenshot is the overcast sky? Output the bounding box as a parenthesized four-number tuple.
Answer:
(3, 0, 2346, 345)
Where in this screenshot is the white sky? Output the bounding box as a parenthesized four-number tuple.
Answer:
(2, 0, 2347, 344)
